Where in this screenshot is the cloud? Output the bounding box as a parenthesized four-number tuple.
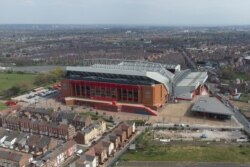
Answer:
(0, 0, 250, 25)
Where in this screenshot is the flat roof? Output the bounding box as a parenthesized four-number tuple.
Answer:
(177, 72, 208, 87)
(191, 97, 233, 116)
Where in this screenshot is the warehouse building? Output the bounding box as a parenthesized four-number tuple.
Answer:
(61, 59, 208, 115)
(191, 96, 233, 120)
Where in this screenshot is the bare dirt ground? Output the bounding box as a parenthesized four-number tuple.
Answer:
(155, 129, 246, 141)
(25, 97, 241, 128)
(150, 102, 240, 128)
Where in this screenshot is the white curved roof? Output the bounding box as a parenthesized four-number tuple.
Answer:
(66, 61, 174, 92)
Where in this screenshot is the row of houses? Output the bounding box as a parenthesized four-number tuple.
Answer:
(33, 140, 77, 167)
(73, 121, 135, 167)
(0, 147, 33, 167)
(0, 130, 59, 156)
(1, 115, 76, 140)
(18, 108, 93, 130)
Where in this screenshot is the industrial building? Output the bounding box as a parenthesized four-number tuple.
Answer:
(61, 59, 208, 115)
(191, 96, 233, 120)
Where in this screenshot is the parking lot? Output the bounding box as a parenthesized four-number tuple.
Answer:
(13, 88, 59, 107)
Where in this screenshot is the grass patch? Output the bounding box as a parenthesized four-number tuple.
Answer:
(121, 132, 250, 163)
(0, 102, 8, 111)
(80, 111, 102, 120)
(232, 72, 250, 80)
(122, 145, 250, 162)
(0, 73, 37, 92)
(240, 94, 250, 102)
(0, 72, 37, 93)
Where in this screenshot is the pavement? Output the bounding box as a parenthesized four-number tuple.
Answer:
(234, 109, 250, 134)
(223, 97, 250, 134)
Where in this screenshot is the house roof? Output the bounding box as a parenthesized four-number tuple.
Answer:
(0, 147, 31, 162)
(27, 135, 41, 147)
(42, 140, 76, 161)
(57, 112, 77, 121)
(36, 136, 52, 149)
(82, 124, 96, 134)
(85, 148, 95, 157)
(4, 133, 18, 142)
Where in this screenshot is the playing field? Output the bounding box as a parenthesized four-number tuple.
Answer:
(0, 72, 37, 93)
(0, 102, 7, 111)
(121, 132, 250, 163)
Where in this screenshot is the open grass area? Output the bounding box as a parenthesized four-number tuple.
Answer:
(0, 72, 37, 94)
(240, 94, 250, 102)
(121, 132, 250, 163)
(232, 72, 250, 80)
(0, 102, 8, 111)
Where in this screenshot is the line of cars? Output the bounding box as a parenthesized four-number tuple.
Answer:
(27, 89, 58, 99)
(12, 88, 58, 104)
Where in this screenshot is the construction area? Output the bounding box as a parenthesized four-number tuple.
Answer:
(154, 129, 248, 142)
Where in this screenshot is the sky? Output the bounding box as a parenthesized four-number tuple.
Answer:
(0, 0, 250, 25)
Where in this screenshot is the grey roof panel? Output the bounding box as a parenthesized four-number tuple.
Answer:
(191, 97, 233, 116)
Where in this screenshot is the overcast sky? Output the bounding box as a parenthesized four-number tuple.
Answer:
(0, 0, 250, 25)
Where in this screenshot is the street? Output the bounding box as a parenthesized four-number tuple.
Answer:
(234, 109, 250, 134)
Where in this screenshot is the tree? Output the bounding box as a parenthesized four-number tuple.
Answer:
(221, 67, 234, 80)
(109, 116, 113, 121)
(34, 67, 64, 86)
(50, 67, 64, 79)
(4, 86, 21, 97)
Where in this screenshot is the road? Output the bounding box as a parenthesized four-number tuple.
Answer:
(233, 109, 250, 134)
(218, 94, 250, 135)
(180, 49, 197, 70)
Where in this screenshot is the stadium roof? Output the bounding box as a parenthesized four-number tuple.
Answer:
(191, 97, 233, 116)
(176, 72, 208, 88)
(244, 55, 250, 60)
(67, 59, 175, 92)
(66, 59, 208, 94)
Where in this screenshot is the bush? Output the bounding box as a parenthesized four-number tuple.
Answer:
(34, 67, 64, 86)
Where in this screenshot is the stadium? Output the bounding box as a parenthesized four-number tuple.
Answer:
(60, 59, 208, 116)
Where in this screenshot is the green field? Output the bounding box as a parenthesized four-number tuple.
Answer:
(0, 72, 37, 93)
(0, 102, 8, 111)
(240, 94, 250, 102)
(121, 132, 250, 163)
